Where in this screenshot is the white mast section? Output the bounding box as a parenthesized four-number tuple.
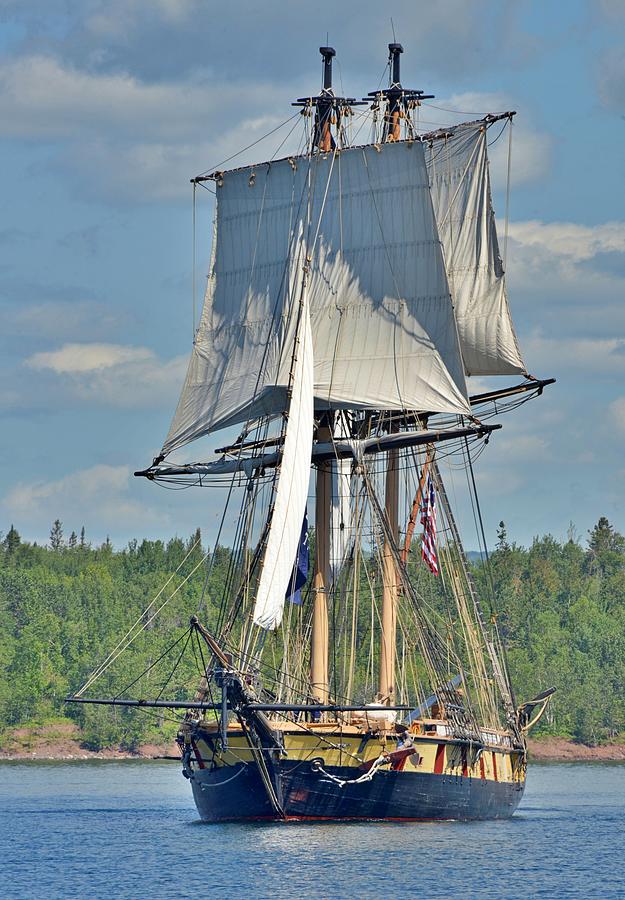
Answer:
(427, 122, 525, 376)
(252, 263, 314, 631)
(162, 140, 470, 456)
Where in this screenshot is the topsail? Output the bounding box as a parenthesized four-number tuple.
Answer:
(427, 121, 525, 377)
(162, 140, 470, 455)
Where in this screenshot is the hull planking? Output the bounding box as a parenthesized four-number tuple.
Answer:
(185, 723, 526, 822)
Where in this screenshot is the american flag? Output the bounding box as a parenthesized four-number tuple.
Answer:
(420, 475, 439, 576)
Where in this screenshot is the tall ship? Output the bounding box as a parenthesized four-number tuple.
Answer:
(70, 42, 554, 821)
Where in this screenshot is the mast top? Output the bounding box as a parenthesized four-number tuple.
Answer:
(388, 42, 403, 87)
(319, 46, 336, 92)
(293, 46, 365, 151)
(365, 42, 434, 141)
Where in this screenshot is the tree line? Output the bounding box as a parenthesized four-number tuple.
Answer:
(0, 517, 623, 749)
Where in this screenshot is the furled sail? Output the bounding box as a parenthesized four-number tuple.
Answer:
(162, 140, 470, 455)
(329, 416, 356, 581)
(426, 122, 525, 376)
(329, 457, 355, 581)
(252, 254, 314, 630)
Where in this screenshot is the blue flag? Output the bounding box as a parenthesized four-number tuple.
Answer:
(286, 512, 309, 605)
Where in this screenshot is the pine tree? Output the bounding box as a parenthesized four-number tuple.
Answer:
(79, 526, 88, 549)
(588, 517, 625, 554)
(49, 519, 64, 551)
(3, 524, 21, 554)
(68, 531, 78, 549)
(496, 521, 509, 552)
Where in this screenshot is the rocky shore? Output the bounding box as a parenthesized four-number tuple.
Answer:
(1, 722, 625, 762)
(0, 722, 178, 761)
(528, 736, 625, 761)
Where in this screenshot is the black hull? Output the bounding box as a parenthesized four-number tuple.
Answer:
(190, 760, 525, 822)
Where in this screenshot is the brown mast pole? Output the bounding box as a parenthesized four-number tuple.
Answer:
(378, 444, 399, 702)
(310, 424, 331, 704)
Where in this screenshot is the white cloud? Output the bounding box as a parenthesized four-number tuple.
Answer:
(0, 21, 550, 204)
(58, 112, 300, 202)
(0, 55, 277, 142)
(3, 300, 123, 341)
(85, 0, 198, 36)
(24, 342, 187, 408)
(5, 0, 534, 86)
(524, 332, 625, 376)
(508, 220, 625, 264)
(504, 220, 625, 332)
(428, 91, 552, 187)
(0, 53, 306, 201)
(27, 342, 153, 373)
(3, 463, 170, 543)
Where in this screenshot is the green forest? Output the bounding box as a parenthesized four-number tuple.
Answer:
(0, 516, 624, 750)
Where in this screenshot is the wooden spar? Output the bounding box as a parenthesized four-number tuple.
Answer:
(379, 443, 399, 701)
(310, 425, 331, 704)
(135, 423, 502, 480)
(65, 697, 417, 713)
(469, 377, 556, 406)
(402, 449, 433, 563)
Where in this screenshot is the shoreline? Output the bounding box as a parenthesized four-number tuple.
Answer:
(527, 736, 625, 762)
(1, 725, 625, 762)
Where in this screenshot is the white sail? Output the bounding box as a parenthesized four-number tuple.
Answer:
(162, 140, 470, 455)
(252, 261, 314, 631)
(427, 122, 525, 376)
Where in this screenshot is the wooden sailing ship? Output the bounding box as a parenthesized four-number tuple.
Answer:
(70, 42, 555, 821)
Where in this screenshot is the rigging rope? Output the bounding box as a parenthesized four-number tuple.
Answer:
(75, 536, 207, 697)
(503, 115, 513, 270)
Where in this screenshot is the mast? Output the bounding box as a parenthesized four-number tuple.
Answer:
(365, 39, 432, 704)
(293, 46, 364, 152)
(311, 422, 331, 703)
(364, 42, 433, 142)
(378, 443, 399, 701)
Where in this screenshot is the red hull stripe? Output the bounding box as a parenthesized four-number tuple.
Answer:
(191, 740, 206, 769)
(434, 744, 445, 774)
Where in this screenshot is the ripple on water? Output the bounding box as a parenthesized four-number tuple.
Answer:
(0, 760, 624, 899)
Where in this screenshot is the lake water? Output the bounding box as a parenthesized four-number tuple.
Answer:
(1, 760, 624, 899)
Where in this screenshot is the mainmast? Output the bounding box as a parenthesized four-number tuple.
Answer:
(365, 42, 434, 142)
(379, 443, 399, 701)
(293, 45, 364, 151)
(368, 43, 432, 702)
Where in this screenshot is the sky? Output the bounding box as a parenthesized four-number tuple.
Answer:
(1, 0, 625, 550)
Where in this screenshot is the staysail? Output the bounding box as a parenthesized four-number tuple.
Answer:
(252, 248, 314, 631)
(426, 121, 525, 376)
(162, 140, 470, 456)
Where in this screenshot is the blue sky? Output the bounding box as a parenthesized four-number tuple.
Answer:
(2, 0, 625, 549)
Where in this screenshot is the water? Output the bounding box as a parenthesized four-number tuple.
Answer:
(1, 761, 624, 899)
